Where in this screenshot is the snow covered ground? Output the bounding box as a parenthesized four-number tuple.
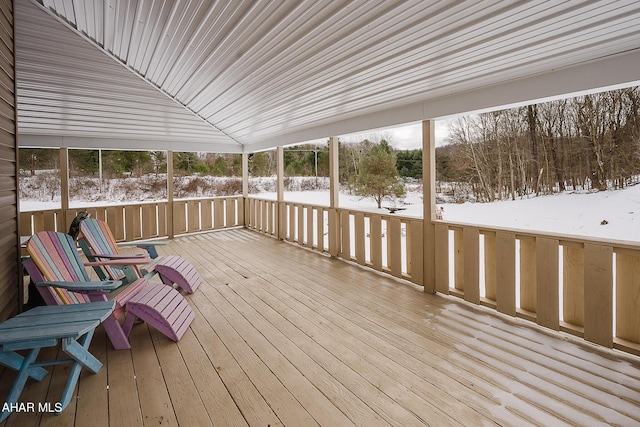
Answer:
(20, 183, 640, 243)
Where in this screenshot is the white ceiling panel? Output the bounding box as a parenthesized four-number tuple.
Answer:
(16, 0, 640, 152)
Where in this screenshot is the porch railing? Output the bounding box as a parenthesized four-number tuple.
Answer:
(20, 194, 640, 355)
(434, 221, 640, 356)
(246, 198, 424, 286)
(19, 196, 244, 241)
(245, 197, 640, 356)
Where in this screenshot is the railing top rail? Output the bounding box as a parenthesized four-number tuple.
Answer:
(21, 195, 245, 214)
(437, 219, 640, 251)
(174, 195, 242, 202)
(247, 196, 422, 221)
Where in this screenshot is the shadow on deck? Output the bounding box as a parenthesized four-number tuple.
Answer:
(2, 228, 640, 426)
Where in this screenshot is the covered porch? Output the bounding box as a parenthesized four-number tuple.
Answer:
(3, 228, 639, 426)
(1, 1, 640, 425)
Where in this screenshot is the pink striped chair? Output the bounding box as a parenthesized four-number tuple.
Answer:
(24, 231, 194, 350)
(78, 218, 202, 293)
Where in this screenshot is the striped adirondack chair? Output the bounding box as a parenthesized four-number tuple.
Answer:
(24, 231, 195, 350)
(78, 218, 202, 293)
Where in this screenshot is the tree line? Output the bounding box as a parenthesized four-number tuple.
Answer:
(440, 87, 640, 201)
(19, 149, 244, 178)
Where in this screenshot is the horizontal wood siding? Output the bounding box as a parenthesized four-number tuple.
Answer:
(0, 0, 16, 321)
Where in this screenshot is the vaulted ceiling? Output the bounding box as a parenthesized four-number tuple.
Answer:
(16, 0, 640, 153)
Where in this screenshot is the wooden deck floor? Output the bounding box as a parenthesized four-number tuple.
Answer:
(2, 228, 640, 426)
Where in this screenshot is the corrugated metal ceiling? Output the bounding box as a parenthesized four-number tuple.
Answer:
(16, 0, 640, 152)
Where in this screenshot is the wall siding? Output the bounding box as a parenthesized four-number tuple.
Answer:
(0, 0, 17, 322)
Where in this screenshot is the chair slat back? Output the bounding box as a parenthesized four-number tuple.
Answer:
(26, 231, 91, 305)
(78, 218, 125, 280)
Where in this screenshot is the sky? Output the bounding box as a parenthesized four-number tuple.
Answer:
(338, 120, 452, 150)
(295, 119, 454, 151)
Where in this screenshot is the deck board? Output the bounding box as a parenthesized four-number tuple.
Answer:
(3, 228, 640, 426)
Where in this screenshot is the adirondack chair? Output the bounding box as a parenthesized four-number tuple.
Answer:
(24, 231, 195, 350)
(0, 301, 114, 421)
(78, 218, 202, 293)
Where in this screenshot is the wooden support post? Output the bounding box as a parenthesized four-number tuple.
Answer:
(276, 146, 285, 240)
(328, 136, 340, 257)
(167, 150, 174, 239)
(329, 136, 339, 209)
(60, 147, 69, 229)
(242, 152, 249, 227)
(423, 120, 436, 292)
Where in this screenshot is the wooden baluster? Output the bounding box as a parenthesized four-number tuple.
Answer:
(341, 211, 350, 259)
(496, 231, 516, 316)
(214, 199, 224, 229)
(584, 243, 613, 348)
(370, 215, 382, 271)
(187, 200, 199, 233)
(616, 250, 640, 344)
(306, 205, 314, 249)
(389, 217, 402, 278)
(354, 213, 365, 265)
(434, 223, 449, 294)
(484, 231, 497, 302)
(453, 227, 464, 293)
(562, 243, 584, 328)
(519, 236, 537, 317)
(201, 199, 212, 230)
(410, 219, 423, 287)
(536, 237, 559, 330)
(463, 227, 480, 304)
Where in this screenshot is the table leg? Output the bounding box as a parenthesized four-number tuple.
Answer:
(0, 347, 41, 422)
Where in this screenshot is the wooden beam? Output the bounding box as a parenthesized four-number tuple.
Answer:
(422, 120, 436, 293)
(60, 147, 69, 226)
(167, 150, 174, 239)
(242, 152, 249, 197)
(329, 136, 339, 209)
(242, 152, 249, 227)
(277, 147, 285, 240)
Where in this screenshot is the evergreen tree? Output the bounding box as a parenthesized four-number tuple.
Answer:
(19, 148, 59, 175)
(150, 151, 166, 176)
(212, 156, 227, 176)
(353, 142, 405, 208)
(174, 152, 198, 173)
(69, 149, 99, 176)
(396, 149, 422, 178)
(249, 152, 269, 176)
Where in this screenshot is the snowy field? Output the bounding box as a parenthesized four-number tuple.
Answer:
(20, 183, 640, 243)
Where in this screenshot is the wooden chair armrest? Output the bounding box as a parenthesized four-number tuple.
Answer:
(117, 240, 168, 258)
(84, 258, 151, 267)
(91, 253, 147, 259)
(117, 240, 169, 247)
(36, 280, 122, 292)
